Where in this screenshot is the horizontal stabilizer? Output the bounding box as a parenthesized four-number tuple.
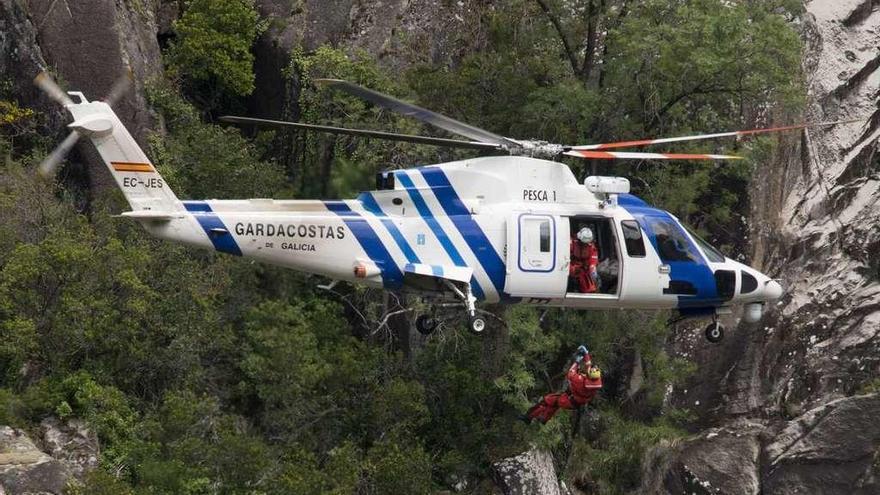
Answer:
(116, 210, 184, 221)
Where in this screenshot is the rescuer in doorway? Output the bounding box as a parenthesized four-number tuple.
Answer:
(571, 227, 600, 293)
(522, 345, 603, 424)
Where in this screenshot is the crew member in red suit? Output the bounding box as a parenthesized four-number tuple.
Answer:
(522, 345, 603, 424)
(570, 227, 600, 293)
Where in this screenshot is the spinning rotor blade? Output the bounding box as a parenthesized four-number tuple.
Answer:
(34, 72, 73, 106)
(315, 79, 514, 146)
(219, 116, 501, 151)
(565, 150, 743, 160)
(38, 131, 80, 178)
(572, 119, 863, 151)
(103, 69, 134, 106)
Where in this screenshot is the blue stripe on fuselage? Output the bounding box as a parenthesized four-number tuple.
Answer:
(183, 201, 242, 256)
(324, 201, 403, 289)
(617, 195, 719, 308)
(358, 192, 421, 264)
(395, 171, 485, 300)
(417, 167, 507, 297)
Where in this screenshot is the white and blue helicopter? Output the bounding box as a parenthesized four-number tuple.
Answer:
(37, 73, 852, 341)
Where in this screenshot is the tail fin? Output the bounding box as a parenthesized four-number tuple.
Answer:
(65, 95, 181, 213)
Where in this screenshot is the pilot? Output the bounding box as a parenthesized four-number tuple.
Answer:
(570, 227, 600, 293)
(521, 345, 603, 424)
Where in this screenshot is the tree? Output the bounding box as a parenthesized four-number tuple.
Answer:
(167, 0, 267, 103)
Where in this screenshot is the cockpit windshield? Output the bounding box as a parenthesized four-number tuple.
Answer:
(683, 225, 726, 263)
(644, 216, 701, 263)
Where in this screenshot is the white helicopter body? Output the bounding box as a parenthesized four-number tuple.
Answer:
(61, 95, 782, 338)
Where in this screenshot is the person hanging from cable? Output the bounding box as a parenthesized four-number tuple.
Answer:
(570, 227, 600, 293)
(521, 345, 603, 424)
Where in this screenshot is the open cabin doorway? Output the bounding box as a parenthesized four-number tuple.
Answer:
(566, 216, 621, 297)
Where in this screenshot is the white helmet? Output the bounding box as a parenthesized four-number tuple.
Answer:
(577, 227, 594, 243)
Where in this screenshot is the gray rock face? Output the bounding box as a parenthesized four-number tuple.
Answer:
(640, 394, 879, 494)
(492, 448, 562, 495)
(638, 1, 880, 493)
(25, 0, 164, 142)
(669, 0, 880, 427)
(39, 418, 99, 480)
(764, 394, 880, 494)
(250, 0, 489, 119)
(0, 426, 71, 495)
(0, 0, 59, 128)
(748, 0, 880, 417)
(639, 420, 764, 495)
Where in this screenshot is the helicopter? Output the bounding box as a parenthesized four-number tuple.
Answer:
(34, 72, 855, 341)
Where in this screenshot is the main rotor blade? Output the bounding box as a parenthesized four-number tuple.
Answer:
(34, 72, 73, 106)
(38, 131, 80, 178)
(572, 119, 864, 151)
(219, 116, 502, 151)
(565, 150, 743, 160)
(314, 79, 513, 146)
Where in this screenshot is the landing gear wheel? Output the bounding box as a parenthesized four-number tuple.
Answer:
(415, 314, 439, 335)
(469, 316, 487, 334)
(705, 322, 724, 343)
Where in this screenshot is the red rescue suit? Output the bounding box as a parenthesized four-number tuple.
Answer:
(570, 238, 599, 293)
(526, 360, 603, 424)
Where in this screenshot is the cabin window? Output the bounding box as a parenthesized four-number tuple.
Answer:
(375, 171, 396, 190)
(518, 215, 555, 272)
(646, 217, 700, 263)
(620, 220, 646, 257)
(539, 221, 551, 252)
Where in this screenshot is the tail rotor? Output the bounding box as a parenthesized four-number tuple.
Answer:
(33, 70, 132, 179)
(33, 72, 73, 107)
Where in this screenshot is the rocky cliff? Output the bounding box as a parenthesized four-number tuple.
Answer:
(0, 419, 98, 494)
(642, 0, 880, 493)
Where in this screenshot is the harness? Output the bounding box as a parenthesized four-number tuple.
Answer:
(566, 390, 587, 408)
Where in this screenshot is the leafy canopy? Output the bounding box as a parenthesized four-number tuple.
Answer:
(167, 0, 267, 97)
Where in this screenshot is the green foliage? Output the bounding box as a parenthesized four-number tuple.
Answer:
(147, 79, 289, 199)
(289, 45, 460, 198)
(67, 469, 135, 495)
(0, 388, 26, 427)
(362, 439, 433, 494)
(0, 80, 41, 157)
(858, 378, 880, 395)
(566, 409, 685, 494)
(404, 0, 804, 258)
(0, 100, 34, 126)
(167, 0, 267, 98)
(603, 0, 803, 133)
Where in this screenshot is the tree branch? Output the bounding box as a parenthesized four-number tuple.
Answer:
(534, 0, 581, 77)
(580, 0, 599, 81)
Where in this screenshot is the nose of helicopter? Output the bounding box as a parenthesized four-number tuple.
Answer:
(763, 279, 783, 301)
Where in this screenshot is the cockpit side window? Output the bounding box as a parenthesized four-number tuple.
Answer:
(645, 217, 701, 263)
(620, 220, 646, 257)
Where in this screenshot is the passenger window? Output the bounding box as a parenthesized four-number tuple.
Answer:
(620, 220, 646, 257)
(539, 221, 550, 253)
(646, 217, 700, 263)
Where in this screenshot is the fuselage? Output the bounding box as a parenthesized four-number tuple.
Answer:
(142, 156, 782, 315)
